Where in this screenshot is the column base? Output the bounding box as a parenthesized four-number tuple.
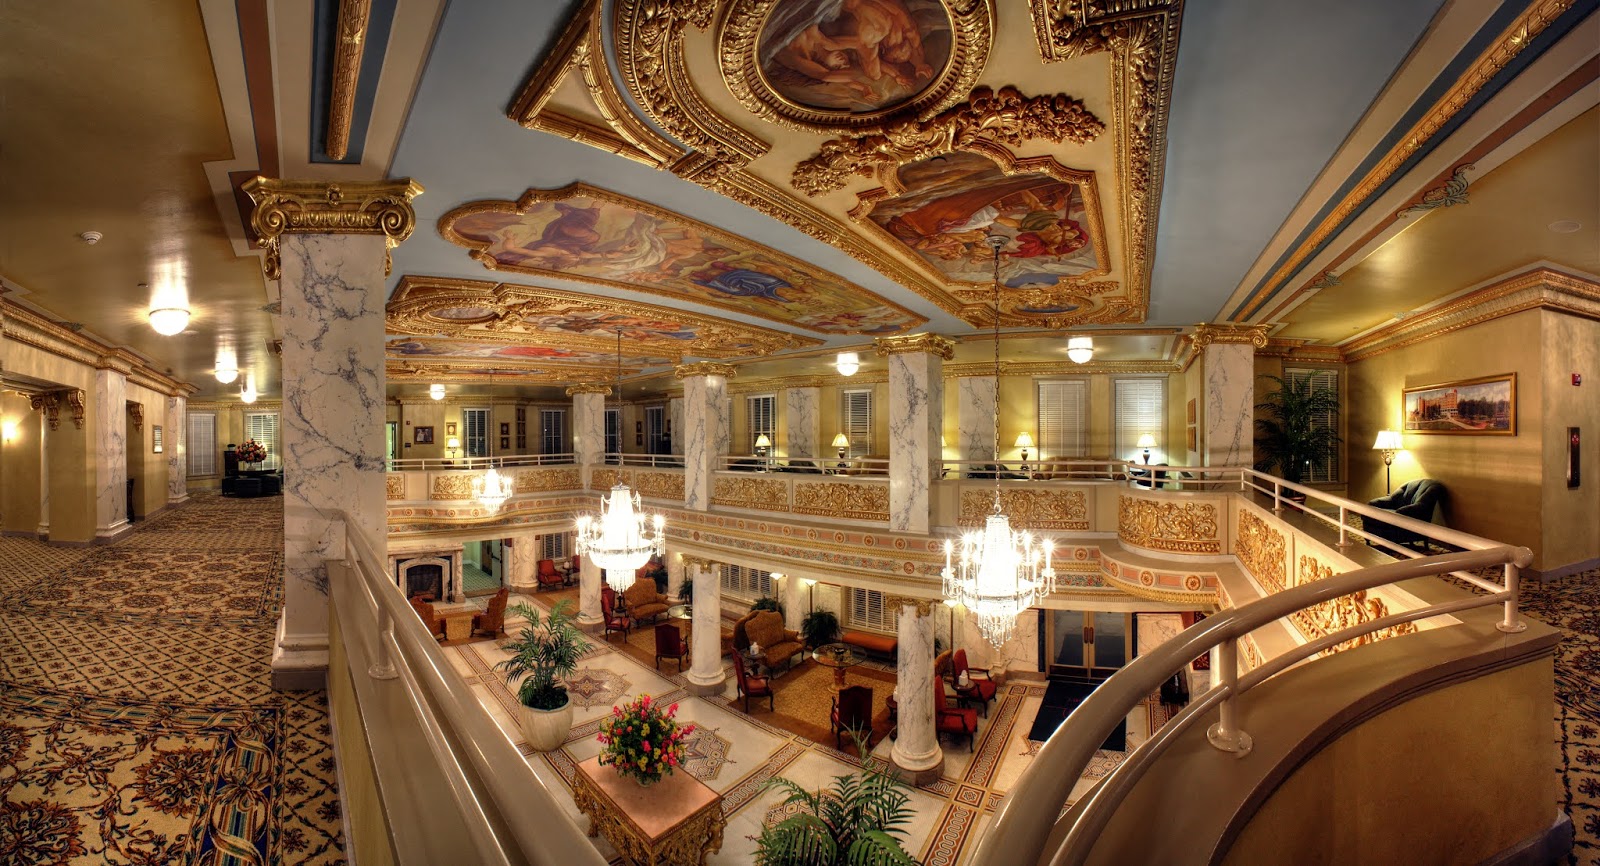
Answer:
(94, 521, 133, 544)
(888, 749, 944, 786)
(578, 617, 605, 635)
(685, 671, 727, 696)
(167, 493, 190, 506)
(272, 610, 329, 690)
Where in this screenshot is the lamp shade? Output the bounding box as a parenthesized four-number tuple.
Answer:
(1014, 432, 1035, 449)
(1136, 433, 1157, 449)
(755, 433, 771, 448)
(1373, 430, 1403, 451)
(835, 352, 860, 376)
(148, 307, 190, 336)
(446, 436, 461, 450)
(832, 432, 850, 448)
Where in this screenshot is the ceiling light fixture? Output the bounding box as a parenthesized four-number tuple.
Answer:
(1066, 336, 1094, 364)
(214, 345, 239, 384)
(576, 329, 666, 591)
(240, 372, 258, 404)
(835, 352, 860, 376)
(943, 234, 1057, 648)
(148, 307, 190, 336)
(428, 383, 446, 401)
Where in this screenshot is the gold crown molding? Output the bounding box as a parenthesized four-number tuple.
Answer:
(952, 326, 1183, 343)
(883, 594, 936, 618)
(873, 333, 956, 359)
(437, 183, 925, 336)
(717, 0, 994, 134)
(94, 354, 135, 374)
(241, 177, 424, 280)
(1234, 0, 1575, 320)
(1257, 338, 1346, 362)
(2, 305, 190, 394)
(386, 275, 821, 358)
(674, 361, 739, 380)
(1340, 268, 1600, 362)
(324, 0, 373, 161)
(565, 383, 613, 396)
(944, 359, 1175, 377)
(387, 365, 591, 387)
(796, 86, 1104, 196)
(726, 370, 890, 395)
(1190, 323, 1269, 349)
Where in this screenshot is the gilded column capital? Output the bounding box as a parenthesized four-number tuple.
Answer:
(1190, 324, 1269, 350)
(673, 361, 738, 380)
(884, 594, 936, 618)
(241, 177, 424, 280)
(873, 333, 956, 360)
(29, 393, 60, 431)
(565, 383, 613, 396)
(95, 354, 135, 374)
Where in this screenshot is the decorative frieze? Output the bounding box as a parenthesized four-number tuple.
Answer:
(961, 489, 1088, 531)
(513, 467, 583, 493)
(633, 470, 685, 501)
(873, 333, 956, 360)
(386, 474, 405, 500)
(792, 480, 890, 522)
(430, 473, 475, 500)
(1291, 555, 1418, 654)
(1235, 509, 1287, 593)
(1117, 495, 1220, 554)
(711, 476, 790, 512)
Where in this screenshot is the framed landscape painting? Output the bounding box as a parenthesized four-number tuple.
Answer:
(1403, 374, 1516, 435)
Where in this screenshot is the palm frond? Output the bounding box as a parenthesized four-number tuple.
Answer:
(756, 815, 837, 866)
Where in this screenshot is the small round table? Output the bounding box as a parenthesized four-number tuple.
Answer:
(665, 603, 692, 622)
(812, 643, 864, 691)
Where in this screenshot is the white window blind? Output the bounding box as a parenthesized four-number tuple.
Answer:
(541, 532, 570, 560)
(1287, 368, 1341, 483)
(847, 587, 896, 633)
(605, 408, 620, 457)
(244, 411, 280, 470)
(1037, 380, 1088, 459)
(463, 408, 489, 457)
(187, 413, 216, 476)
(1113, 379, 1166, 465)
(843, 389, 873, 457)
(719, 564, 774, 601)
(540, 409, 566, 455)
(747, 395, 775, 452)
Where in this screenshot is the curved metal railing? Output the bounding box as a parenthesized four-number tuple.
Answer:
(387, 453, 575, 471)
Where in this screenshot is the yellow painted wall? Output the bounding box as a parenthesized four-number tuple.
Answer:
(125, 382, 169, 519)
(1539, 311, 1600, 571)
(1, 392, 41, 533)
(1166, 371, 1188, 466)
(5, 339, 94, 541)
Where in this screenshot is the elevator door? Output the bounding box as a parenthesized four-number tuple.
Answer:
(1047, 610, 1130, 680)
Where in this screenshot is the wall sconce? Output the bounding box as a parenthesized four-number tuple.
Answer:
(1137, 433, 1157, 464)
(1066, 336, 1094, 364)
(0, 420, 17, 443)
(429, 383, 446, 401)
(835, 352, 860, 376)
(1373, 430, 1403, 493)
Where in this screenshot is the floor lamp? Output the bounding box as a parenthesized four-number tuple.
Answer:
(1373, 430, 1403, 493)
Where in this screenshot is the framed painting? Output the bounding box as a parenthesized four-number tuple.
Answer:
(1402, 374, 1516, 435)
(447, 422, 457, 435)
(1186, 399, 1196, 424)
(500, 436, 511, 449)
(501, 422, 511, 436)
(414, 426, 434, 444)
(1185, 426, 1196, 452)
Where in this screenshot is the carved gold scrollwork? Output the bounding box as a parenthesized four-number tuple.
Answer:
(884, 594, 934, 618)
(590, 469, 628, 491)
(1117, 495, 1219, 553)
(430, 473, 476, 500)
(29, 393, 61, 431)
(241, 177, 424, 280)
(1290, 555, 1418, 654)
(792, 481, 890, 522)
(674, 362, 739, 380)
(1235, 509, 1286, 593)
(961, 489, 1088, 531)
(126, 402, 144, 432)
(386, 474, 405, 500)
(64, 390, 86, 430)
(634, 470, 685, 501)
(711, 476, 790, 512)
(1190, 323, 1269, 350)
(872, 333, 956, 359)
(513, 468, 583, 493)
(565, 383, 613, 396)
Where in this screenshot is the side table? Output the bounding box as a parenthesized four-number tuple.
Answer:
(439, 611, 475, 642)
(572, 755, 725, 865)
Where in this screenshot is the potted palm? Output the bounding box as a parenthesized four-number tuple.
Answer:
(494, 599, 589, 751)
(1254, 374, 1342, 492)
(800, 609, 840, 650)
(754, 747, 919, 865)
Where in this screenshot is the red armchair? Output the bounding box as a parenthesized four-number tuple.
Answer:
(951, 648, 997, 717)
(731, 650, 773, 713)
(601, 586, 632, 641)
(537, 559, 564, 591)
(409, 597, 445, 641)
(831, 685, 874, 750)
(654, 623, 689, 671)
(934, 674, 978, 752)
(473, 588, 508, 638)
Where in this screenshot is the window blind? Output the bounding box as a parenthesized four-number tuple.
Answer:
(605, 408, 620, 456)
(463, 408, 489, 457)
(187, 413, 216, 476)
(747, 394, 775, 452)
(541, 532, 570, 560)
(243, 411, 280, 470)
(1286, 368, 1341, 483)
(843, 389, 873, 457)
(540, 409, 566, 455)
(719, 564, 774, 601)
(846, 587, 895, 633)
(1113, 379, 1166, 464)
(1037, 380, 1088, 459)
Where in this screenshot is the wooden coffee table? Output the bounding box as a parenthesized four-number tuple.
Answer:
(440, 610, 475, 642)
(572, 755, 724, 865)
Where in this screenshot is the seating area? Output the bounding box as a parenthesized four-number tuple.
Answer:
(839, 629, 897, 661)
(621, 578, 669, 624)
(1365, 478, 1448, 549)
(732, 610, 804, 672)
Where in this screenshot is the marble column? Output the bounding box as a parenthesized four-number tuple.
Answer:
(686, 563, 726, 696)
(569, 385, 608, 484)
(244, 176, 422, 690)
(578, 555, 603, 628)
(669, 397, 684, 456)
(779, 572, 805, 632)
(166, 394, 188, 504)
(90, 363, 130, 540)
(506, 534, 538, 595)
(785, 387, 819, 459)
(36, 411, 49, 537)
(666, 550, 686, 600)
(890, 600, 943, 783)
(957, 377, 998, 462)
(676, 363, 735, 511)
(876, 335, 952, 534)
(1193, 326, 1268, 467)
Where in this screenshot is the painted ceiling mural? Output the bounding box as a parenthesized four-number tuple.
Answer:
(507, 0, 1183, 328)
(438, 185, 925, 335)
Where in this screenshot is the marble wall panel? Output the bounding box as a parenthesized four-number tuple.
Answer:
(573, 391, 606, 466)
(166, 395, 187, 503)
(957, 377, 998, 462)
(785, 387, 819, 458)
(92, 369, 127, 537)
(1204, 343, 1254, 467)
(887, 353, 942, 533)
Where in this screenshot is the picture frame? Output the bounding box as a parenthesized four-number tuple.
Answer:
(500, 422, 510, 436)
(1185, 426, 1196, 451)
(1402, 373, 1516, 435)
(1186, 399, 1196, 424)
(414, 426, 434, 444)
(635, 421, 643, 434)
(446, 422, 457, 435)
(500, 436, 511, 449)
(152, 425, 164, 454)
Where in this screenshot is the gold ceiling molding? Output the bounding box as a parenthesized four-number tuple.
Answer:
(1, 303, 191, 396)
(873, 333, 956, 359)
(189, 399, 284, 412)
(1340, 268, 1600, 362)
(1257, 339, 1345, 363)
(796, 86, 1103, 196)
(386, 363, 587, 387)
(324, 0, 373, 161)
(674, 361, 740, 380)
(29, 389, 84, 431)
(718, 0, 995, 133)
(1234, 0, 1575, 320)
(1189, 323, 1269, 349)
(1030, 0, 1183, 305)
(386, 275, 820, 358)
(727, 371, 889, 395)
(241, 177, 424, 280)
(944, 359, 1175, 377)
(565, 383, 613, 396)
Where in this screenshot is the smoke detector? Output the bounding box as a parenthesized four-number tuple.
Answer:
(79, 231, 103, 245)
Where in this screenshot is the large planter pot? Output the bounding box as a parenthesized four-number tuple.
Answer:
(516, 697, 574, 752)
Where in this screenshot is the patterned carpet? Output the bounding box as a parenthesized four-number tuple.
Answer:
(0, 493, 346, 865)
(1522, 570, 1600, 865)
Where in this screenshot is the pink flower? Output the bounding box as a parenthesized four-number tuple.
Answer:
(643, 741, 651, 753)
(613, 706, 622, 716)
(641, 694, 651, 707)
(668, 702, 679, 715)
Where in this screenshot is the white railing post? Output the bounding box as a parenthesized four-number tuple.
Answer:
(1205, 637, 1253, 755)
(1272, 480, 1283, 512)
(1337, 505, 1350, 547)
(368, 605, 399, 680)
(1498, 562, 1528, 634)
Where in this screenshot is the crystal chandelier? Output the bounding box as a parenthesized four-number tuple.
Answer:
(941, 235, 1057, 648)
(473, 466, 513, 511)
(575, 329, 667, 589)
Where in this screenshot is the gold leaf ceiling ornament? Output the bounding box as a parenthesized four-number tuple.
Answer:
(386, 275, 822, 359)
(792, 85, 1104, 196)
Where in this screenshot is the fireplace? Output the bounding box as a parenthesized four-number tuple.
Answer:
(405, 564, 444, 601)
(395, 555, 456, 603)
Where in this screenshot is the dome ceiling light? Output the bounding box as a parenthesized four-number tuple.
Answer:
(835, 352, 860, 377)
(1066, 336, 1094, 364)
(429, 383, 446, 400)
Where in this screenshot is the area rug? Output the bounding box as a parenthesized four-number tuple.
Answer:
(728, 659, 897, 750)
(1026, 679, 1125, 752)
(1521, 571, 1600, 864)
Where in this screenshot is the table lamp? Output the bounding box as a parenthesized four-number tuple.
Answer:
(1137, 433, 1157, 464)
(446, 436, 461, 462)
(1373, 429, 1403, 493)
(1014, 431, 1035, 466)
(755, 433, 771, 458)
(832, 432, 849, 463)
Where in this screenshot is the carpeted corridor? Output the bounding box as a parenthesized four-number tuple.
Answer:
(0, 492, 345, 865)
(1523, 573, 1600, 865)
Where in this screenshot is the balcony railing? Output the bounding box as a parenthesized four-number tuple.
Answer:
(388, 453, 575, 471)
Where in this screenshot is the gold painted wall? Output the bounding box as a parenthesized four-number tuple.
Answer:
(125, 382, 170, 520)
(1539, 312, 1599, 570)
(1, 392, 41, 533)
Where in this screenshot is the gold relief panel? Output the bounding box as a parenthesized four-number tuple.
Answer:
(1290, 555, 1417, 655)
(883, 594, 935, 618)
(1189, 323, 1269, 350)
(430, 473, 476, 500)
(590, 469, 627, 491)
(386, 474, 405, 501)
(1235, 508, 1286, 593)
(514, 467, 583, 493)
(712, 476, 791, 512)
(634, 470, 686, 501)
(792, 480, 891, 522)
(872, 333, 956, 359)
(962, 489, 1088, 531)
(1116, 495, 1219, 554)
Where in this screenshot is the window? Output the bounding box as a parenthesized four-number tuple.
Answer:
(1112, 378, 1166, 465)
(846, 587, 896, 633)
(540, 409, 566, 455)
(244, 411, 280, 470)
(1037, 380, 1088, 459)
(541, 532, 571, 560)
(645, 405, 666, 454)
(842, 389, 873, 457)
(463, 408, 489, 457)
(187, 413, 216, 476)
(605, 408, 620, 457)
(719, 563, 774, 601)
(1286, 367, 1341, 483)
(747, 394, 775, 453)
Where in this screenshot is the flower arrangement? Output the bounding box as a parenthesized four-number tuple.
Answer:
(597, 694, 695, 785)
(236, 439, 268, 464)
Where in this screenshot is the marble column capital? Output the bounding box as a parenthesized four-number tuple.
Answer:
(873, 333, 956, 360)
(242, 176, 424, 280)
(565, 383, 612, 396)
(1190, 323, 1269, 350)
(673, 361, 738, 380)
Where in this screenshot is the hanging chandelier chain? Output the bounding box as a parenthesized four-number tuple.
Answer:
(989, 233, 1004, 513)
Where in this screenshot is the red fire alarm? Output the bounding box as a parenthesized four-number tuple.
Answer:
(1575, 373, 1584, 386)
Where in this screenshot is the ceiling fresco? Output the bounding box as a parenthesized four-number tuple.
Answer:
(438, 184, 925, 335)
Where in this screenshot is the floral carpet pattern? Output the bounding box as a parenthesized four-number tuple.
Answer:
(1522, 570, 1600, 865)
(0, 493, 345, 865)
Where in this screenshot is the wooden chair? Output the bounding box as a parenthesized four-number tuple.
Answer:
(731, 650, 773, 713)
(409, 597, 445, 641)
(601, 586, 631, 641)
(536, 559, 564, 591)
(654, 623, 689, 671)
(472, 588, 508, 638)
(951, 648, 997, 717)
(934, 673, 978, 752)
(831, 685, 875, 750)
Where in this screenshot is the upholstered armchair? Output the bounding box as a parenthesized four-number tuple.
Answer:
(951, 648, 997, 717)
(536, 559, 564, 591)
(731, 650, 773, 713)
(654, 623, 689, 671)
(933, 673, 978, 752)
(472, 588, 508, 638)
(739, 610, 804, 671)
(1366, 479, 1447, 549)
(601, 586, 632, 641)
(409, 597, 445, 641)
(622, 578, 670, 624)
(831, 685, 874, 749)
